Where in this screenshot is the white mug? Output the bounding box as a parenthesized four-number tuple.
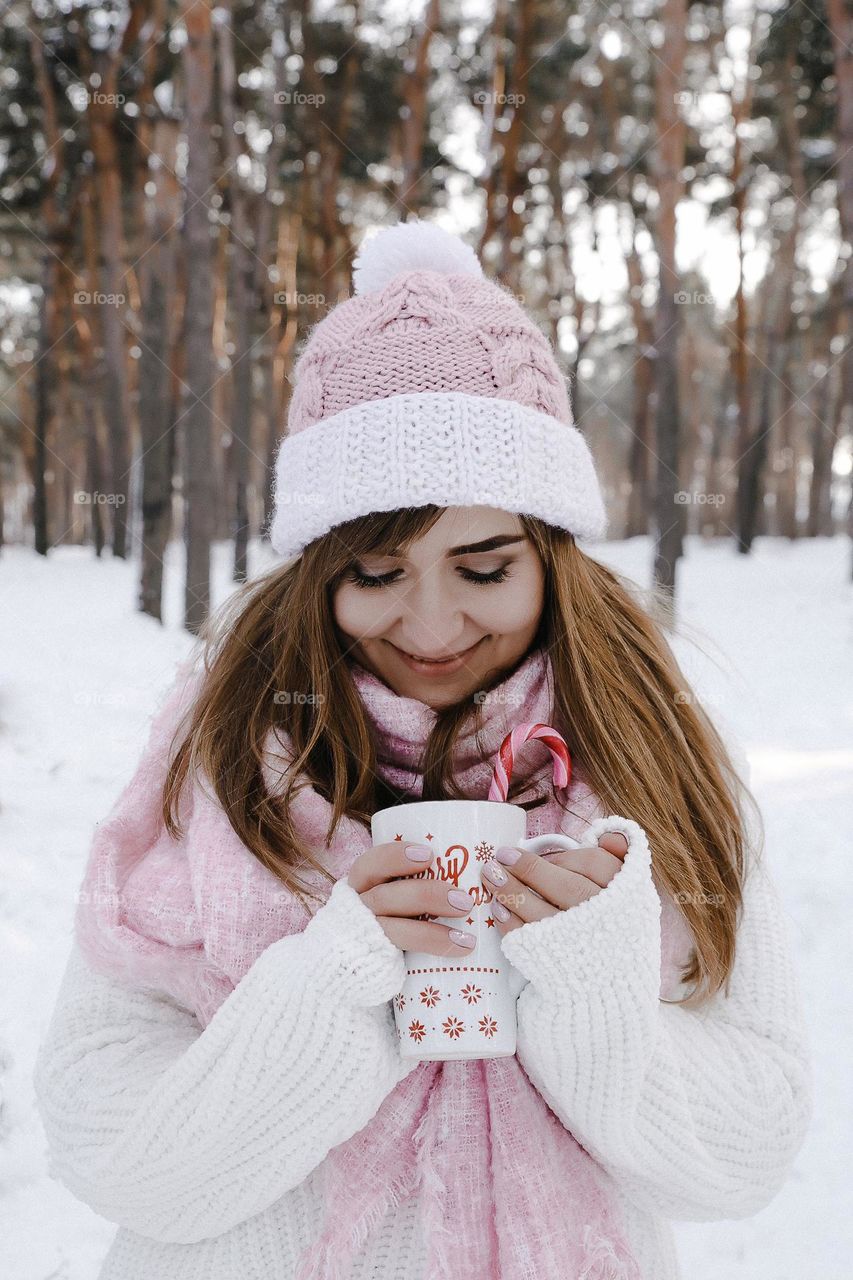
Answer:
(370, 798, 581, 1062)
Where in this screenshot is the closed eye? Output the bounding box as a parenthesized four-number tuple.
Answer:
(345, 565, 511, 589)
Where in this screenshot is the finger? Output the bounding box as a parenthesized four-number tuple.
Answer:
(377, 915, 478, 958)
(347, 840, 436, 893)
(482, 860, 565, 922)
(362, 877, 476, 921)
(492, 900, 525, 937)
(598, 832, 629, 860)
(536, 843, 625, 888)
(491, 846, 602, 908)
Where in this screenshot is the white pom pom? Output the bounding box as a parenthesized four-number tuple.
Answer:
(352, 219, 483, 296)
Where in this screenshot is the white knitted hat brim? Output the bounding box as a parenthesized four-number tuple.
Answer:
(269, 391, 607, 562)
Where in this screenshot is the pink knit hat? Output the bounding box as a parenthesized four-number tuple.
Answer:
(269, 219, 607, 560)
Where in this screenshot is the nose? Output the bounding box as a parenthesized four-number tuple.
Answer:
(393, 581, 468, 657)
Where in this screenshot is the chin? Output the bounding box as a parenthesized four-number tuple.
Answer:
(394, 654, 519, 710)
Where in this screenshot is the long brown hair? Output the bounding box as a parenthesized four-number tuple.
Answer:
(163, 506, 762, 1008)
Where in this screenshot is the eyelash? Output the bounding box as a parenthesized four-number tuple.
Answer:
(345, 565, 511, 590)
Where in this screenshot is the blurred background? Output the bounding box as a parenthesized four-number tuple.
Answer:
(0, 2, 850, 1278)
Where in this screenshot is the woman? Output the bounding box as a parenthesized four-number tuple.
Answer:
(34, 221, 812, 1280)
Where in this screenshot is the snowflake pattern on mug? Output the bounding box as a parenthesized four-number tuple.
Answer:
(460, 983, 483, 1004)
(394, 992, 406, 1012)
(419, 985, 441, 1007)
(479, 1015, 499, 1038)
(474, 840, 495, 862)
(408, 1020, 426, 1043)
(442, 1016, 465, 1039)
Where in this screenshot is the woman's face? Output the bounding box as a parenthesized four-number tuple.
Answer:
(332, 506, 546, 708)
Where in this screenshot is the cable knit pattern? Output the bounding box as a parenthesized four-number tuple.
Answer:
(61, 648, 650, 1280)
(268, 221, 608, 561)
(501, 815, 815, 1222)
(33, 822, 812, 1279)
(32, 652, 812, 1278)
(34, 877, 413, 1247)
(286, 271, 572, 433)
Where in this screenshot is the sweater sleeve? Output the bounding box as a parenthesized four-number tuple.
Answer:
(499, 813, 814, 1222)
(33, 875, 415, 1245)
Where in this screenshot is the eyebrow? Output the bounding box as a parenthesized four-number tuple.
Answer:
(386, 534, 527, 558)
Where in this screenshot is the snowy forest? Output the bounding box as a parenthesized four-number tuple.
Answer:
(1, 3, 850, 1279)
(1, 0, 852, 628)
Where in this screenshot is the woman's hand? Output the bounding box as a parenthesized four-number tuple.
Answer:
(347, 842, 479, 958)
(483, 832, 630, 935)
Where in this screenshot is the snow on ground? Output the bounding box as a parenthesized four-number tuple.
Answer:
(0, 534, 850, 1279)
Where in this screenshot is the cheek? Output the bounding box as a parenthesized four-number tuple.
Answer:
(481, 566, 544, 632)
(332, 585, 379, 637)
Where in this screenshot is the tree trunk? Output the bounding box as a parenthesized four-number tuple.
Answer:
(396, 0, 440, 213)
(181, 0, 216, 633)
(478, 0, 510, 257)
(32, 259, 55, 555)
(216, 4, 256, 582)
(78, 176, 109, 555)
(86, 55, 131, 557)
(807, 381, 837, 537)
(738, 37, 804, 552)
(623, 203, 656, 537)
(729, 28, 758, 542)
(28, 29, 66, 557)
(138, 116, 181, 620)
(496, 0, 534, 290)
(806, 281, 842, 537)
(826, 0, 853, 575)
(651, 0, 687, 601)
(257, 30, 293, 541)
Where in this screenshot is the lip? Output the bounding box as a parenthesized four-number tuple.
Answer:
(391, 637, 486, 677)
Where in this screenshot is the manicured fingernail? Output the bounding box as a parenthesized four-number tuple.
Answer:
(492, 899, 510, 922)
(449, 930, 476, 948)
(405, 844, 432, 862)
(483, 860, 508, 885)
(495, 845, 521, 865)
(447, 889, 471, 910)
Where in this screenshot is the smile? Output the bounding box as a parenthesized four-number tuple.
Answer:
(391, 637, 486, 676)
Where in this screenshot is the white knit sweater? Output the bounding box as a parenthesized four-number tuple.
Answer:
(33, 813, 813, 1280)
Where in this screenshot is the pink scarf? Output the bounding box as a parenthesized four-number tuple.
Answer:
(75, 646, 692, 1280)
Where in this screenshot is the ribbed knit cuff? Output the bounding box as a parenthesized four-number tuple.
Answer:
(499, 816, 662, 991)
(270, 391, 608, 561)
(301, 875, 406, 1007)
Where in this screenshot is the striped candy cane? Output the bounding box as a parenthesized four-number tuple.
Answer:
(487, 722, 572, 802)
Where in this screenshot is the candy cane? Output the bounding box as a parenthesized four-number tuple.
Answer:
(487, 722, 572, 802)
